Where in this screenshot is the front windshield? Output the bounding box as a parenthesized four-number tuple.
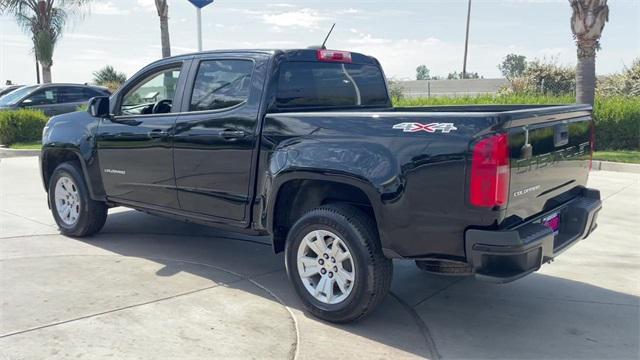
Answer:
(0, 85, 37, 106)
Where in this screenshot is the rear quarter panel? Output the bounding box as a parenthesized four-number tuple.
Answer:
(257, 111, 500, 259)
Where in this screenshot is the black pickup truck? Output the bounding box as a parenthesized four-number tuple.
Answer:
(41, 49, 602, 323)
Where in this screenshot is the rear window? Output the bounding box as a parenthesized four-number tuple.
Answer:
(276, 62, 389, 109)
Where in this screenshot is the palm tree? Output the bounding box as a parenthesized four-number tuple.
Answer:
(93, 65, 127, 92)
(1, 0, 92, 83)
(570, 0, 609, 105)
(154, 0, 171, 58)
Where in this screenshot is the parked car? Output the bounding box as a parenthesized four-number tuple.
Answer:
(0, 83, 110, 116)
(40, 49, 602, 323)
(0, 84, 25, 98)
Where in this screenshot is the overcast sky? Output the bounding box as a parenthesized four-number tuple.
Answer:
(1, 0, 638, 84)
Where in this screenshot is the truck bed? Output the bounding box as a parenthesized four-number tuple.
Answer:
(264, 104, 593, 258)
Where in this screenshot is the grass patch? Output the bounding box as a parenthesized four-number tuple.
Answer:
(593, 151, 640, 164)
(9, 141, 42, 150)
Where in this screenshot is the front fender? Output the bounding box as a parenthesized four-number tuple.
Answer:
(41, 111, 106, 200)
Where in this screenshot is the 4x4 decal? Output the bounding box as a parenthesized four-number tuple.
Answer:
(393, 122, 458, 133)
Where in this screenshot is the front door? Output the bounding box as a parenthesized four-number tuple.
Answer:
(97, 62, 188, 209)
(173, 57, 263, 222)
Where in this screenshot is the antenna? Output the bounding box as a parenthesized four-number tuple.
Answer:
(321, 23, 336, 49)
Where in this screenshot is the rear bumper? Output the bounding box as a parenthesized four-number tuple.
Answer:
(465, 188, 602, 283)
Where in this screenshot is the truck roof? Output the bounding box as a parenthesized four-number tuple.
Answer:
(147, 48, 379, 67)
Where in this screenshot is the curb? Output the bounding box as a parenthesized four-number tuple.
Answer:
(592, 160, 640, 174)
(0, 148, 41, 158)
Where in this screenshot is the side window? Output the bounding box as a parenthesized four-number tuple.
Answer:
(60, 87, 89, 103)
(23, 88, 59, 106)
(84, 88, 107, 98)
(189, 60, 253, 112)
(120, 67, 181, 116)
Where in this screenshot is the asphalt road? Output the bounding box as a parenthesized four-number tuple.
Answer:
(1, 156, 638, 360)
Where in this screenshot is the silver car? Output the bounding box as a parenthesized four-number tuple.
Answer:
(0, 83, 110, 116)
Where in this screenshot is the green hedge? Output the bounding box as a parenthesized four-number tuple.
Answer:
(593, 96, 640, 150)
(0, 109, 48, 146)
(395, 95, 640, 151)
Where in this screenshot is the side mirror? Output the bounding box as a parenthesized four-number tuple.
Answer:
(88, 96, 110, 118)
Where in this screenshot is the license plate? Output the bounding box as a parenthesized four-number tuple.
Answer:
(541, 212, 561, 235)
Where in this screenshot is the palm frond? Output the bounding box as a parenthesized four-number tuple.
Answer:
(13, 12, 36, 33)
(59, 0, 92, 19)
(49, 7, 68, 40)
(1, 0, 36, 17)
(3, 0, 89, 68)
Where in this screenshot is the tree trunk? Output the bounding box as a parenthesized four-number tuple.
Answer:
(575, 44, 597, 105)
(41, 64, 52, 83)
(160, 14, 171, 58)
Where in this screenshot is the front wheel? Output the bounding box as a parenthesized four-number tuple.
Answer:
(48, 162, 107, 237)
(285, 204, 392, 323)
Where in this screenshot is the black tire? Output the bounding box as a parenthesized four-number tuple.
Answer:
(48, 162, 107, 237)
(285, 204, 392, 323)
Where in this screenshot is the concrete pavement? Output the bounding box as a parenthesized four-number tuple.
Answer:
(1, 156, 638, 359)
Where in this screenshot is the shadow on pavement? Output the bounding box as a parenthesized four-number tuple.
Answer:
(78, 209, 639, 359)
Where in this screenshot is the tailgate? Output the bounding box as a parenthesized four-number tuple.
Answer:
(505, 106, 593, 221)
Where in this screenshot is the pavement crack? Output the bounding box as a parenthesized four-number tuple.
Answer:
(0, 209, 57, 228)
(0, 253, 298, 358)
(245, 274, 300, 360)
(413, 277, 467, 308)
(0, 232, 60, 240)
(389, 291, 442, 360)
(0, 231, 272, 247)
(498, 295, 639, 308)
(0, 282, 233, 339)
(602, 178, 640, 201)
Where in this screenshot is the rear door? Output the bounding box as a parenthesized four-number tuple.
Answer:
(505, 106, 593, 221)
(173, 55, 267, 222)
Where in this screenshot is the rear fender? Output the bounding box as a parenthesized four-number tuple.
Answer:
(255, 138, 401, 252)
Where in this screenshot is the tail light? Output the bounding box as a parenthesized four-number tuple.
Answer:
(589, 121, 595, 171)
(317, 49, 352, 63)
(470, 133, 510, 208)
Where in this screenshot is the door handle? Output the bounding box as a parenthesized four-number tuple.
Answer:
(148, 129, 168, 139)
(220, 129, 247, 140)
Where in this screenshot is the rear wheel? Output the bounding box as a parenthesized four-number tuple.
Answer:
(285, 204, 392, 323)
(49, 162, 107, 237)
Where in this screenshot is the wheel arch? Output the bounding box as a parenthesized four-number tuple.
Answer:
(41, 147, 105, 201)
(266, 172, 383, 254)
